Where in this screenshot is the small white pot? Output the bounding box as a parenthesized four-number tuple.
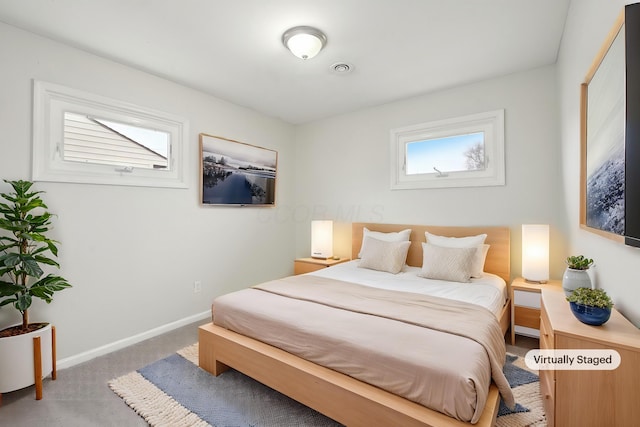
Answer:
(562, 268, 592, 297)
(0, 323, 53, 393)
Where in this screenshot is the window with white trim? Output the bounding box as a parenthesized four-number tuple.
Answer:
(32, 80, 189, 188)
(390, 110, 505, 189)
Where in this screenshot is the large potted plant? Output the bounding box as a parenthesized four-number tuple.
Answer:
(0, 179, 71, 395)
(562, 255, 593, 296)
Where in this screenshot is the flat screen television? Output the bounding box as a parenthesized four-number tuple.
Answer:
(625, 3, 640, 247)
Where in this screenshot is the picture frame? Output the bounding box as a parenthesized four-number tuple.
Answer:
(580, 10, 625, 242)
(199, 133, 277, 206)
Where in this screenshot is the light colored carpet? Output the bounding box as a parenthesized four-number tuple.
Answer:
(110, 343, 546, 427)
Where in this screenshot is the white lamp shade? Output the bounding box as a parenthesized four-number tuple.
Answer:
(311, 220, 333, 259)
(522, 224, 549, 282)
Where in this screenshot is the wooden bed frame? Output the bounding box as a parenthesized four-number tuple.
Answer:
(199, 223, 511, 427)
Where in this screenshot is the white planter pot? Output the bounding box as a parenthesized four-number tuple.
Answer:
(0, 323, 53, 393)
(562, 268, 592, 297)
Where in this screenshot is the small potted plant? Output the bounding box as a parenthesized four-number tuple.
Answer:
(562, 255, 594, 296)
(566, 287, 613, 326)
(0, 179, 72, 396)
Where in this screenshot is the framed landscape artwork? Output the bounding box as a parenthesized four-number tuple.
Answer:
(580, 11, 625, 242)
(199, 133, 277, 206)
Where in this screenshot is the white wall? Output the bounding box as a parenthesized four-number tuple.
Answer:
(558, 0, 640, 326)
(5, 0, 638, 366)
(294, 66, 567, 280)
(0, 23, 297, 361)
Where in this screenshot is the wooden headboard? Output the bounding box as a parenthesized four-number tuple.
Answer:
(352, 223, 511, 283)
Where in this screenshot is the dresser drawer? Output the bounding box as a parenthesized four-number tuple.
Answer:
(540, 302, 553, 347)
(539, 306, 556, 427)
(540, 316, 553, 350)
(539, 363, 555, 390)
(542, 382, 555, 427)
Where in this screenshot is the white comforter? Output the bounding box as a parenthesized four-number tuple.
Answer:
(309, 260, 507, 316)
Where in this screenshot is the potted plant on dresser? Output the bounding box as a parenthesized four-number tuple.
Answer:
(562, 255, 593, 296)
(0, 180, 71, 399)
(566, 287, 613, 326)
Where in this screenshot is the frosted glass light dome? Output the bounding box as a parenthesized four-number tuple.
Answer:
(282, 26, 327, 60)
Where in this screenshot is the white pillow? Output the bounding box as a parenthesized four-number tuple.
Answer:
(425, 232, 488, 277)
(425, 232, 487, 248)
(418, 243, 476, 283)
(358, 237, 411, 274)
(358, 227, 411, 258)
(475, 244, 490, 277)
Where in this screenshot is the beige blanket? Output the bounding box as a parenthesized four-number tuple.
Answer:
(214, 274, 515, 422)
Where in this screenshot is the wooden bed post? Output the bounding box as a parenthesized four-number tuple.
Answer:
(199, 323, 230, 375)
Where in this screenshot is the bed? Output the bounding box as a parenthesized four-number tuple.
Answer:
(199, 223, 513, 427)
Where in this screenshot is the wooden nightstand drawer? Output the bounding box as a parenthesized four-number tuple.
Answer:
(514, 289, 541, 308)
(294, 257, 349, 275)
(294, 262, 325, 275)
(509, 278, 561, 344)
(514, 305, 540, 329)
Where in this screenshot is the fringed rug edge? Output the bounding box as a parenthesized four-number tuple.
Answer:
(108, 362, 209, 427)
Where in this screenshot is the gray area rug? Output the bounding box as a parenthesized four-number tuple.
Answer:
(109, 344, 546, 427)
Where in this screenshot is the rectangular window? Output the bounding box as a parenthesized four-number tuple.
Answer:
(390, 110, 504, 189)
(63, 113, 170, 170)
(405, 131, 486, 175)
(33, 80, 189, 188)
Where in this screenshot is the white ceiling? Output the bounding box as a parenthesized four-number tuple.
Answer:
(0, 0, 571, 124)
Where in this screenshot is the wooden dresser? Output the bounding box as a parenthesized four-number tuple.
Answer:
(540, 288, 640, 427)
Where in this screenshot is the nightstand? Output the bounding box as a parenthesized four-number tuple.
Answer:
(294, 257, 349, 275)
(510, 277, 561, 345)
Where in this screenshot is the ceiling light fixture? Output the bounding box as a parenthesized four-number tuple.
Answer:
(282, 26, 327, 60)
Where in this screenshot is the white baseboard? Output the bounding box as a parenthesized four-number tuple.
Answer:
(57, 310, 210, 370)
